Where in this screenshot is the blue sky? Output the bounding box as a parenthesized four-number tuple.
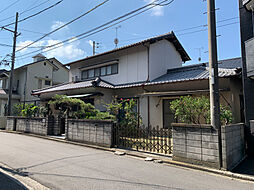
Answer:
(0, 0, 241, 69)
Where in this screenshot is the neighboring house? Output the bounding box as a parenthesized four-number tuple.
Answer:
(239, 0, 254, 155)
(32, 32, 243, 128)
(0, 54, 69, 116)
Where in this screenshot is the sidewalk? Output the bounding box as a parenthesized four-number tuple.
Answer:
(0, 172, 27, 190)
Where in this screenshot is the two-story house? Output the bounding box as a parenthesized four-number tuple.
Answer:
(32, 32, 243, 129)
(0, 54, 69, 116)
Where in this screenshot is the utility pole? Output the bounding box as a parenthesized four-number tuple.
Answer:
(93, 41, 96, 55)
(7, 12, 19, 116)
(207, 0, 222, 168)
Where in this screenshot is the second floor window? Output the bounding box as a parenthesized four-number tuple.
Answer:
(81, 63, 118, 80)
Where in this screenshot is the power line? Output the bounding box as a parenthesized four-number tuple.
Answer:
(16, 0, 174, 59)
(16, 0, 110, 52)
(0, 0, 51, 23)
(0, 0, 63, 29)
(0, 42, 46, 49)
(0, 0, 21, 15)
(18, 18, 239, 60)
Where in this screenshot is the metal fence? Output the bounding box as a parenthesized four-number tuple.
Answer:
(113, 125, 172, 155)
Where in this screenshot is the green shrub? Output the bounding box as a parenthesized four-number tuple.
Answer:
(48, 95, 114, 120)
(170, 96, 233, 125)
(105, 97, 142, 126)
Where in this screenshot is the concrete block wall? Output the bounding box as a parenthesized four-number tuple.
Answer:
(6, 117, 16, 131)
(221, 124, 245, 170)
(66, 119, 113, 147)
(16, 117, 47, 136)
(172, 123, 219, 168)
(172, 123, 245, 170)
(0, 117, 7, 129)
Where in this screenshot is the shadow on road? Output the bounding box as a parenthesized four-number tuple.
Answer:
(25, 171, 184, 190)
(16, 152, 106, 172)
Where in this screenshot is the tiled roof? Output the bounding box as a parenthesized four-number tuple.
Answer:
(151, 64, 239, 84)
(32, 64, 239, 95)
(65, 31, 191, 66)
(32, 78, 114, 95)
(205, 57, 242, 69)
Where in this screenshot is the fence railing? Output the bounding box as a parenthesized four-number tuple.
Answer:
(113, 125, 172, 155)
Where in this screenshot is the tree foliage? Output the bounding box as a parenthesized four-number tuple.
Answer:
(13, 103, 39, 117)
(48, 95, 114, 120)
(170, 96, 233, 125)
(105, 97, 142, 126)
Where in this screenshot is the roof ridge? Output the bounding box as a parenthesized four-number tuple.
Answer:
(167, 63, 205, 74)
(65, 31, 191, 66)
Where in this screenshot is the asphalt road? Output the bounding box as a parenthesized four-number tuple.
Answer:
(0, 132, 253, 190)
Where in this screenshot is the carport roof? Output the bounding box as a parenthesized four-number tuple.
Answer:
(32, 64, 240, 96)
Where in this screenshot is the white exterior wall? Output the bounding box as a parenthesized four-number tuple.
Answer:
(69, 46, 149, 85)
(149, 96, 163, 128)
(149, 39, 182, 81)
(51, 60, 69, 84)
(26, 61, 53, 101)
(102, 46, 148, 84)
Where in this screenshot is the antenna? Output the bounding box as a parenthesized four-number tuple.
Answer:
(195, 47, 204, 62)
(114, 25, 121, 48)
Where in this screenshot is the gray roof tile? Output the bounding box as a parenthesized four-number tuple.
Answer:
(32, 62, 240, 95)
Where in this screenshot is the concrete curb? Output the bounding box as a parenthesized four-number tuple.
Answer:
(0, 162, 49, 190)
(1, 130, 254, 184)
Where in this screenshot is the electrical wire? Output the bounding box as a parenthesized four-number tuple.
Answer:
(0, 0, 21, 15)
(0, 0, 63, 29)
(16, 0, 110, 52)
(0, 0, 51, 23)
(16, 0, 173, 59)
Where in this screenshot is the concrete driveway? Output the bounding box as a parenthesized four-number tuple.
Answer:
(0, 132, 253, 190)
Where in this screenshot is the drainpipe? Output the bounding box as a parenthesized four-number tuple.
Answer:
(23, 67, 28, 108)
(143, 43, 150, 128)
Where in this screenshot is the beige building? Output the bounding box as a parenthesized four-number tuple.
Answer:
(0, 54, 69, 116)
(32, 32, 243, 128)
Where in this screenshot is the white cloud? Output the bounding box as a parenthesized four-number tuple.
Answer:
(17, 40, 45, 52)
(51, 21, 69, 31)
(144, 0, 164, 16)
(17, 38, 86, 60)
(43, 38, 85, 60)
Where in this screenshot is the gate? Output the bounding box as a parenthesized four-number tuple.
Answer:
(113, 125, 172, 155)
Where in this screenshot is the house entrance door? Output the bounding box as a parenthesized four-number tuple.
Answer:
(163, 99, 175, 129)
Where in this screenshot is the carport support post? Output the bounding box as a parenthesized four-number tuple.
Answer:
(207, 0, 222, 168)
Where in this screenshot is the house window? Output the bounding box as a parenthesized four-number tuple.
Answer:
(0, 80, 2, 89)
(100, 67, 106, 76)
(88, 69, 94, 78)
(45, 80, 51, 85)
(106, 65, 112, 75)
(81, 70, 88, 80)
(95, 68, 100, 77)
(81, 63, 118, 80)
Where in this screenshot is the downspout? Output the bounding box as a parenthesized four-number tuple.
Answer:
(143, 43, 151, 128)
(23, 67, 28, 108)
